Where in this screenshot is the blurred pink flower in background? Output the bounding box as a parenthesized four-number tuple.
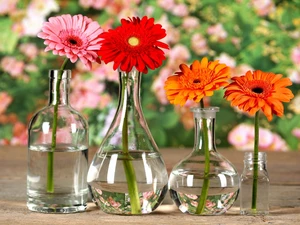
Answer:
(19, 43, 39, 60)
(292, 128, 300, 139)
(79, 0, 109, 9)
(158, 0, 175, 11)
(228, 123, 288, 151)
(231, 64, 254, 77)
(0, 92, 13, 114)
(0, 0, 18, 15)
(167, 44, 190, 69)
(207, 23, 227, 42)
(288, 69, 300, 84)
(182, 17, 199, 31)
(10, 122, 27, 145)
(158, 15, 180, 45)
(289, 93, 300, 114)
(1, 56, 25, 77)
(172, 4, 189, 17)
(251, 0, 275, 16)
(70, 75, 107, 111)
(152, 67, 172, 105)
(21, 0, 59, 36)
(291, 45, 300, 66)
(216, 53, 236, 68)
(191, 33, 209, 55)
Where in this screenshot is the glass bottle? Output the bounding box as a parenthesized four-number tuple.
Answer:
(240, 152, 269, 215)
(87, 68, 168, 215)
(27, 70, 89, 213)
(169, 107, 239, 215)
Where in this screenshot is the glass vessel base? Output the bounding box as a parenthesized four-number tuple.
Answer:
(27, 195, 87, 213)
(91, 185, 168, 215)
(240, 209, 269, 216)
(170, 187, 239, 215)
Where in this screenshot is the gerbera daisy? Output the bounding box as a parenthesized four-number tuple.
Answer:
(224, 70, 294, 121)
(98, 16, 169, 74)
(37, 14, 103, 70)
(164, 57, 230, 106)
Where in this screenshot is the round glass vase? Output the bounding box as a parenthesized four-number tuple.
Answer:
(169, 107, 239, 215)
(240, 152, 269, 215)
(87, 68, 168, 215)
(27, 70, 89, 213)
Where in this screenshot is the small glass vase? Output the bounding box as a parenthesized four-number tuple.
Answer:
(169, 107, 239, 215)
(240, 152, 269, 215)
(27, 70, 89, 213)
(87, 68, 168, 215)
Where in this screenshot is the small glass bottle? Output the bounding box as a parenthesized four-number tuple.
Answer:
(240, 152, 269, 215)
(27, 70, 89, 213)
(169, 107, 239, 215)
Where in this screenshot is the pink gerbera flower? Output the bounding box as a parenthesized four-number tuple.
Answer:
(38, 14, 103, 69)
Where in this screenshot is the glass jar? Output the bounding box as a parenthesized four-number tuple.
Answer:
(169, 107, 239, 215)
(240, 152, 269, 215)
(27, 70, 89, 213)
(87, 68, 168, 215)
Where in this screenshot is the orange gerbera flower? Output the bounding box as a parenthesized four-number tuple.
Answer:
(224, 70, 294, 121)
(164, 57, 230, 106)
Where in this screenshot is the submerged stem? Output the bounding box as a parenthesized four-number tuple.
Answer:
(251, 111, 259, 211)
(195, 99, 210, 214)
(121, 73, 141, 214)
(47, 58, 68, 193)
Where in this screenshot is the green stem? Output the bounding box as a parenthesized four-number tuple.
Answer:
(195, 99, 210, 214)
(47, 58, 68, 193)
(121, 73, 141, 214)
(251, 111, 259, 211)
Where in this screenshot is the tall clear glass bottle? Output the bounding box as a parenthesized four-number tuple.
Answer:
(169, 107, 239, 215)
(240, 152, 269, 215)
(87, 68, 168, 215)
(27, 70, 89, 213)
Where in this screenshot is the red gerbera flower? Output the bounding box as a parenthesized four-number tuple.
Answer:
(98, 16, 169, 74)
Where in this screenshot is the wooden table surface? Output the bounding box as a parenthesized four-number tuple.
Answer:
(1, 146, 300, 225)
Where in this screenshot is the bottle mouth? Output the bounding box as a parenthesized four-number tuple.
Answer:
(244, 152, 267, 162)
(191, 107, 219, 119)
(49, 69, 71, 79)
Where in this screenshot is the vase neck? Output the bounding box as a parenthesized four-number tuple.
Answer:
(117, 68, 143, 117)
(192, 107, 219, 154)
(48, 70, 70, 106)
(243, 152, 267, 171)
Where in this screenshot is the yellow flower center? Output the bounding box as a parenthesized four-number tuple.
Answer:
(128, 36, 140, 46)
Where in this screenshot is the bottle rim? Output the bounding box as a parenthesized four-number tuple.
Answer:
(49, 69, 71, 79)
(244, 151, 267, 162)
(191, 107, 219, 119)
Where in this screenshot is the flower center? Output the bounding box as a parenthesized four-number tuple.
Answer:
(252, 87, 264, 94)
(67, 36, 83, 47)
(128, 36, 139, 46)
(193, 79, 201, 84)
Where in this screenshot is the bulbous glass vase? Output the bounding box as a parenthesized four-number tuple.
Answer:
(87, 68, 168, 215)
(27, 70, 89, 213)
(169, 107, 239, 215)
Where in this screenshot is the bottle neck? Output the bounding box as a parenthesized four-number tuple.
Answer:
(48, 70, 71, 106)
(117, 68, 143, 116)
(192, 107, 219, 153)
(243, 152, 267, 171)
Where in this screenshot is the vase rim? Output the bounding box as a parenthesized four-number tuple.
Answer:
(49, 69, 71, 79)
(244, 151, 267, 162)
(190, 107, 219, 112)
(191, 107, 219, 119)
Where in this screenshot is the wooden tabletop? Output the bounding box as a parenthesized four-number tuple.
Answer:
(1, 146, 300, 225)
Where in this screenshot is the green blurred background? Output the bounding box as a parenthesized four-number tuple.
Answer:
(1, 0, 300, 151)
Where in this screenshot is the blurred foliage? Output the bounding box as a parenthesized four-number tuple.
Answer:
(0, 0, 300, 150)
